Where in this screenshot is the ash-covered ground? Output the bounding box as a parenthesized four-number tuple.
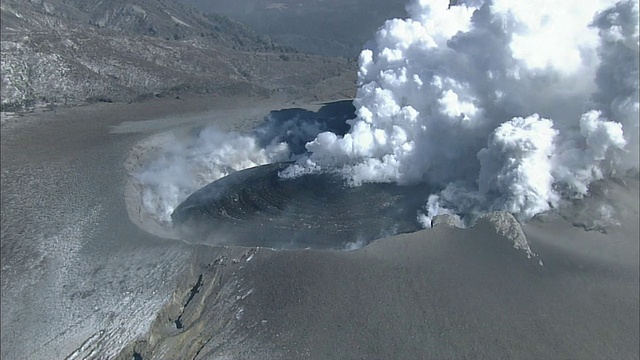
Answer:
(2, 92, 637, 359)
(1, 0, 639, 359)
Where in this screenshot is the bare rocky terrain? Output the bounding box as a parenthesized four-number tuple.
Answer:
(1, 0, 356, 113)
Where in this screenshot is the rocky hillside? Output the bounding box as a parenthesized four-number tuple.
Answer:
(1, 0, 355, 112)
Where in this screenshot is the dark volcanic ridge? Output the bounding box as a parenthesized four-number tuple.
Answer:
(171, 162, 431, 250)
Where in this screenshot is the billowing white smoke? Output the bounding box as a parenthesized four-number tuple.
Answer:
(283, 0, 639, 226)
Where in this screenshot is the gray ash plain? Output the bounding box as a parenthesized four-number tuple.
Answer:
(1, 94, 638, 359)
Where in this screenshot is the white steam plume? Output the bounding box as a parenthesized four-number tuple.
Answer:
(283, 0, 639, 225)
(135, 129, 289, 224)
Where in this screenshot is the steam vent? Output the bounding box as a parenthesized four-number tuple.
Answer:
(171, 162, 430, 250)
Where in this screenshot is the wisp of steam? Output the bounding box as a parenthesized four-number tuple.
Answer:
(136, 0, 639, 230)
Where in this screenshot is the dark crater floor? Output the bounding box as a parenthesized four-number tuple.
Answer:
(171, 162, 431, 250)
